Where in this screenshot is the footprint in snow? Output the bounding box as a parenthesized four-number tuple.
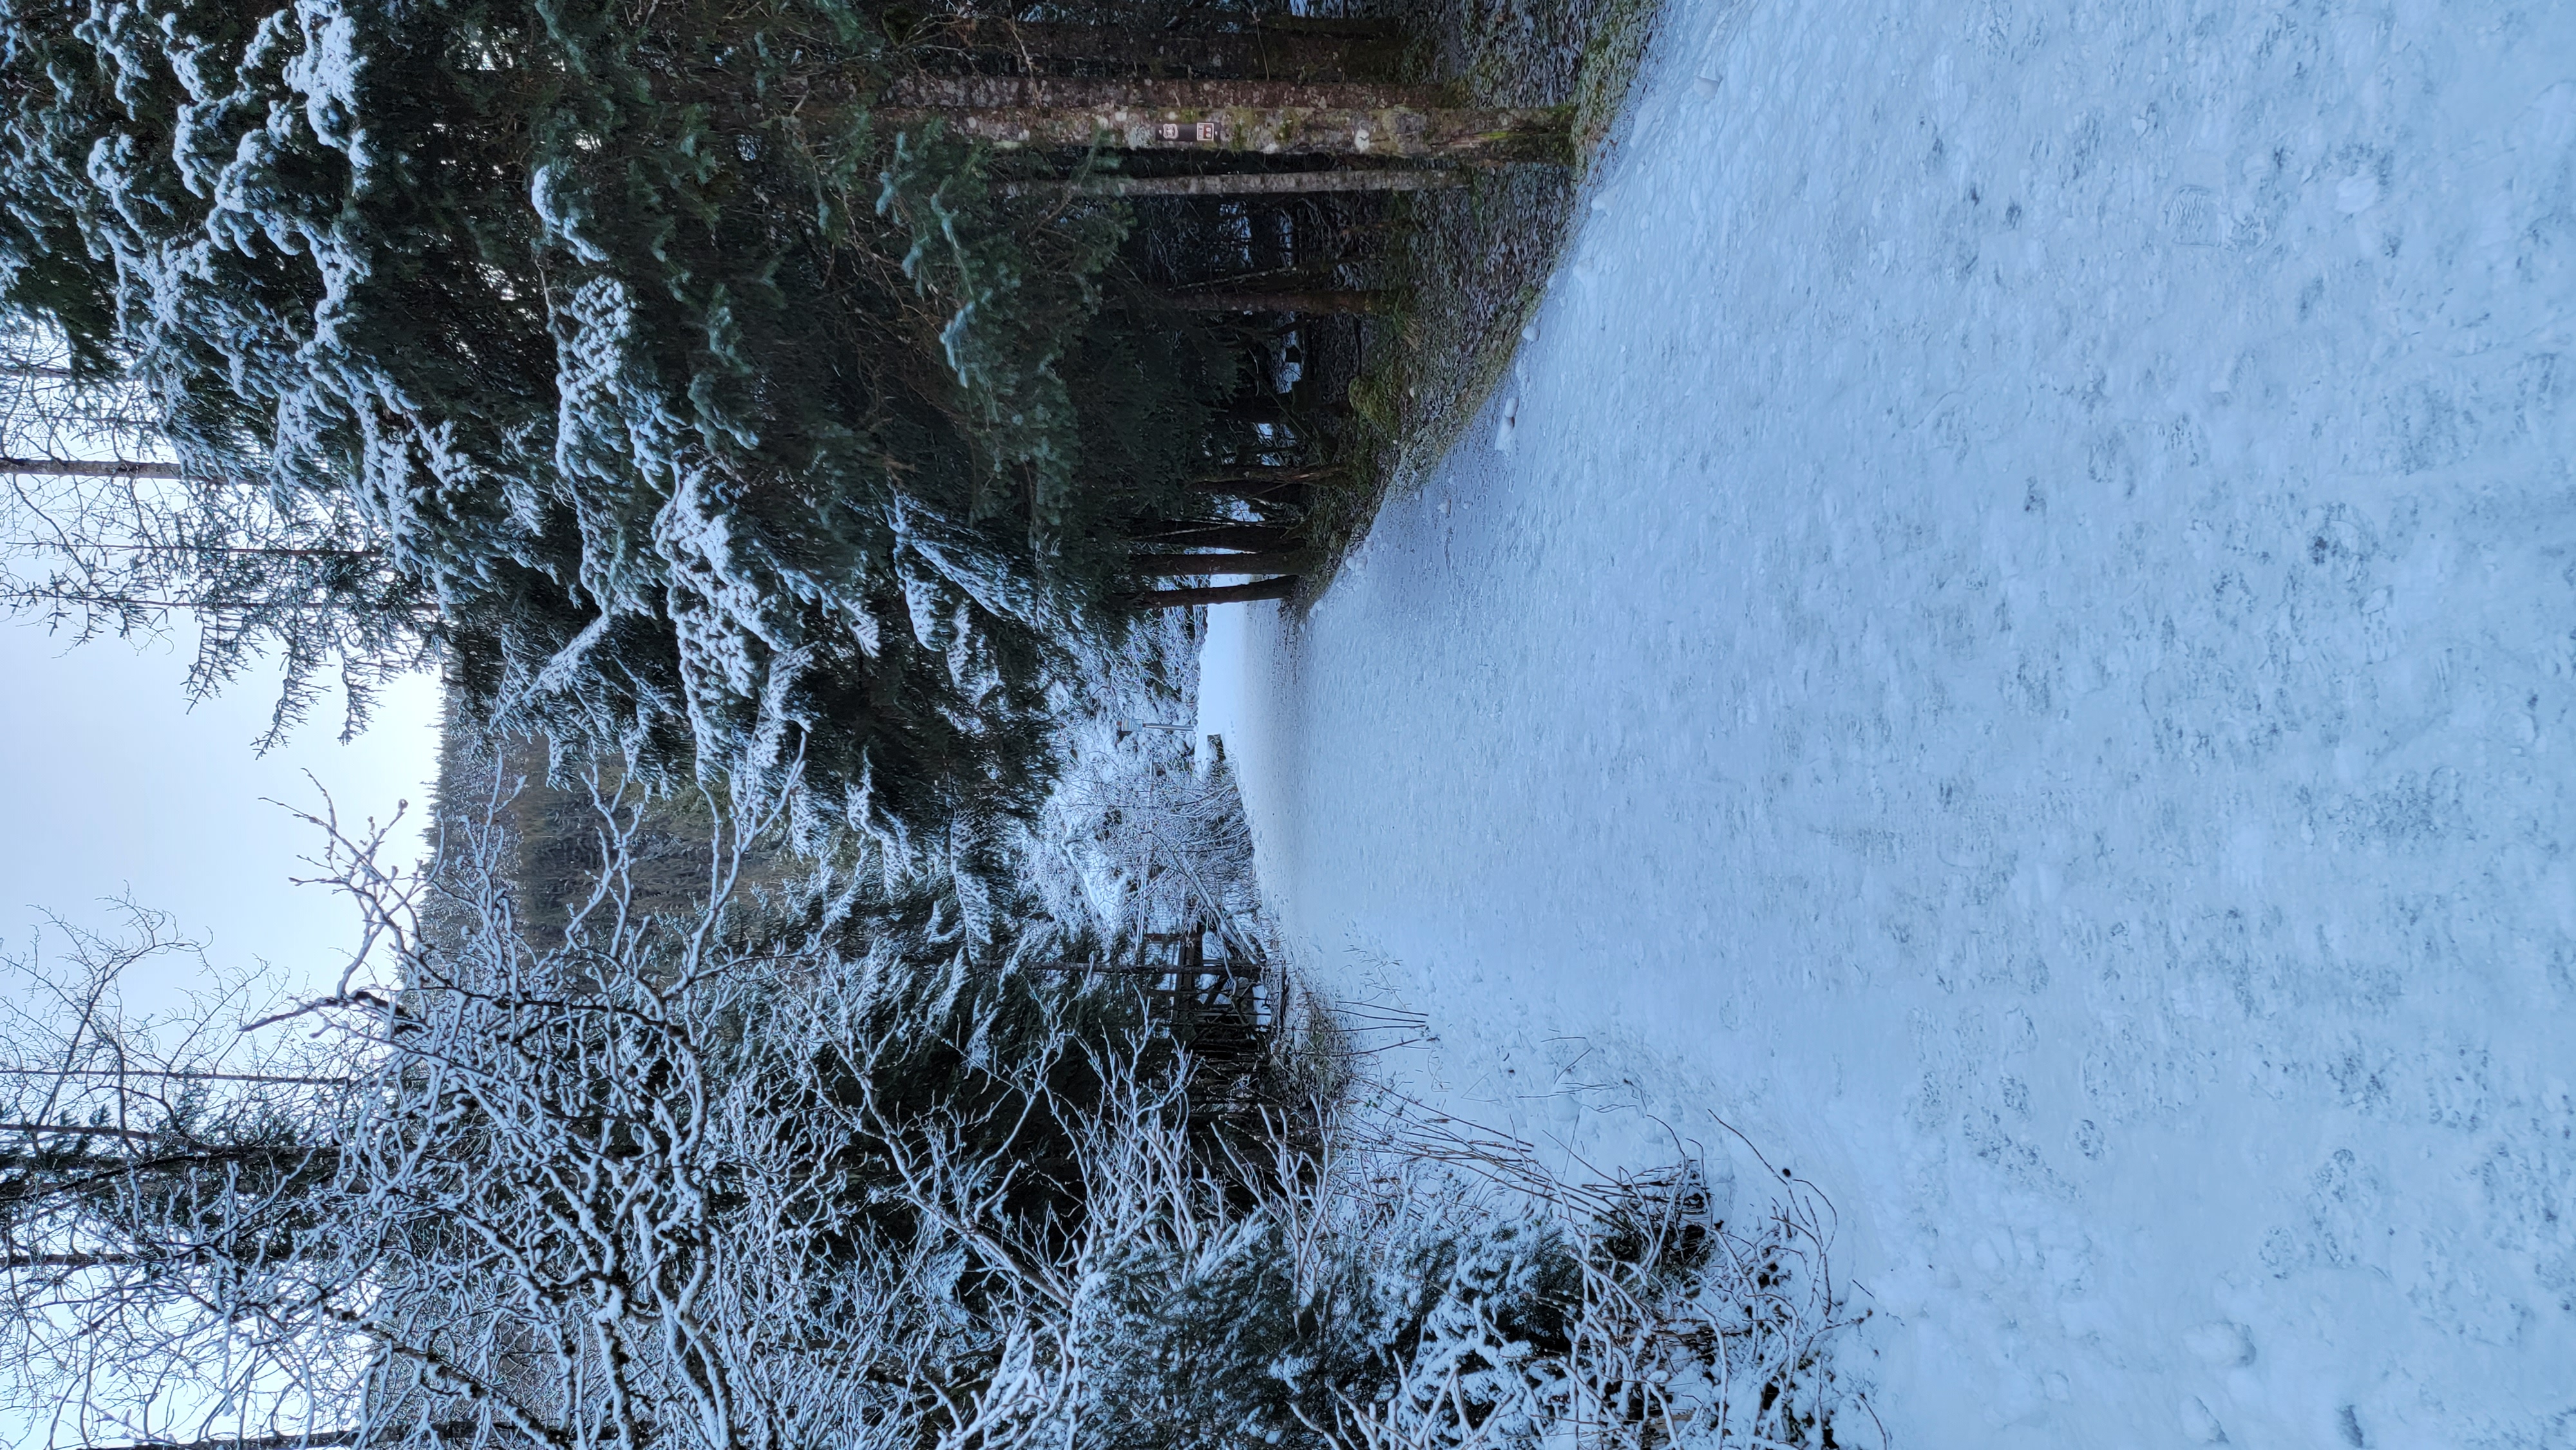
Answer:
(1493, 396, 1519, 452)
(2179, 1395, 2229, 1444)
(2182, 1321, 2254, 1367)
(2335, 173, 2382, 214)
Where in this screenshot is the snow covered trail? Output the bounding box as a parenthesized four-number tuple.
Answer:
(1199, 0, 2576, 1443)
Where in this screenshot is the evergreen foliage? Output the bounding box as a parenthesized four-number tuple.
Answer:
(0, 0, 1235, 860)
(1070, 1204, 1589, 1450)
(0, 330, 434, 743)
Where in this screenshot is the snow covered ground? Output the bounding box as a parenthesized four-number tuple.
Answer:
(1198, 0, 2576, 1443)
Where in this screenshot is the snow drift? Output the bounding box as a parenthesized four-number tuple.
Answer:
(1202, 0, 2576, 1443)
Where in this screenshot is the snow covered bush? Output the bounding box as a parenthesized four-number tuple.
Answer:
(1024, 713, 1263, 953)
(1038, 1101, 1872, 1450)
(1007, 687, 1875, 1450)
(2, 751, 1868, 1450)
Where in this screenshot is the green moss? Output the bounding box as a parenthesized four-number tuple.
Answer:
(1574, 0, 1665, 167)
(1302, 0, 1666, 598)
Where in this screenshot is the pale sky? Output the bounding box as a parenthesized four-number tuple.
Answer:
(0, 615, 444, 1012)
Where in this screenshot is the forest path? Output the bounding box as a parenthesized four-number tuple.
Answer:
(1200, 0, 2576, 1442)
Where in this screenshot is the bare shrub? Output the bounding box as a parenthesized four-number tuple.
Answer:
(0, 908, 375, 1449)
(3, 771, 1867, 1450)
(1022, 712, 1262, 956)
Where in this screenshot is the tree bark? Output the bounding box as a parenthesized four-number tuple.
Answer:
(0, 456, 182, 479)
(997, 3, 1402, 41)
(0, 1066, 355, 1086)
(77, 1434, 366, 1450)
(0, 541, 381, 560)
(1184, 468, 1338, 504)
(1195, 465, 1347, 485)
(931, 21, 1401, 80)
(75, 1422, 479, 1450)
(1015, 168, 1468, 198)
(1222, 395, 1350, 424)
(1180, 481, 1308, 506)
(1248, 14, 1406, 39)
(1131, 549, 1309, 577)
(883, 77, 1445, 112)
(1, 1120, 162, 1142)
(1124, 576, 1299, 609)
(1169, 288, 1394, 315)
(888, 102, 1571, 164)
(4, 1252, 158, 1270)
(1132, 522, 1296, 552)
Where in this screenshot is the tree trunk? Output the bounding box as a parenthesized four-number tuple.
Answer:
(1181, 481, 1309, 507)
(1132, 522, 1296, 552)
(1195, 464, 1348, 485)
(883, 77, 1445, 112)
(0, 541, 381, 560)
(1223, 395, 1350, 424)
(998, 2, 1402, 41)
(1, 1120, 162, 1142)
(1016, 168, 1468, 198)
(77, 1423, 480, 1450)
(1249, 14, 1406, 39)
(0, 456, 182, 479)
(0, 1066, 355, 1086)
(888, 100, 1571, 164)
(932, 21, 1401, 80)
(1124, 576, 1300, 609)
(4, 1252, 157, 1270)
(1169, 288, 1394, 315)
(1184, 467, 1341, 504)
(78, 1434, 366, 1450)
(1131, 549, 1309, 577)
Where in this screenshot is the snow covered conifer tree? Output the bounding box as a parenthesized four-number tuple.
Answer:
(0, 334, 432, 743)
(0, 0, 1235, 862)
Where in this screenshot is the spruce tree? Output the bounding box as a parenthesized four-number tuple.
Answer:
(0, 0, 1232, 863)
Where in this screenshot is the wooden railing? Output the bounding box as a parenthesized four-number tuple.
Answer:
(1027, 920, 1279, 1104)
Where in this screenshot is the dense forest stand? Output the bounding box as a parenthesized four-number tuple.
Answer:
(1119, 461, 1346, 608)
(922, 75, 1482, 607)
(889, 42, 1573, 616)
